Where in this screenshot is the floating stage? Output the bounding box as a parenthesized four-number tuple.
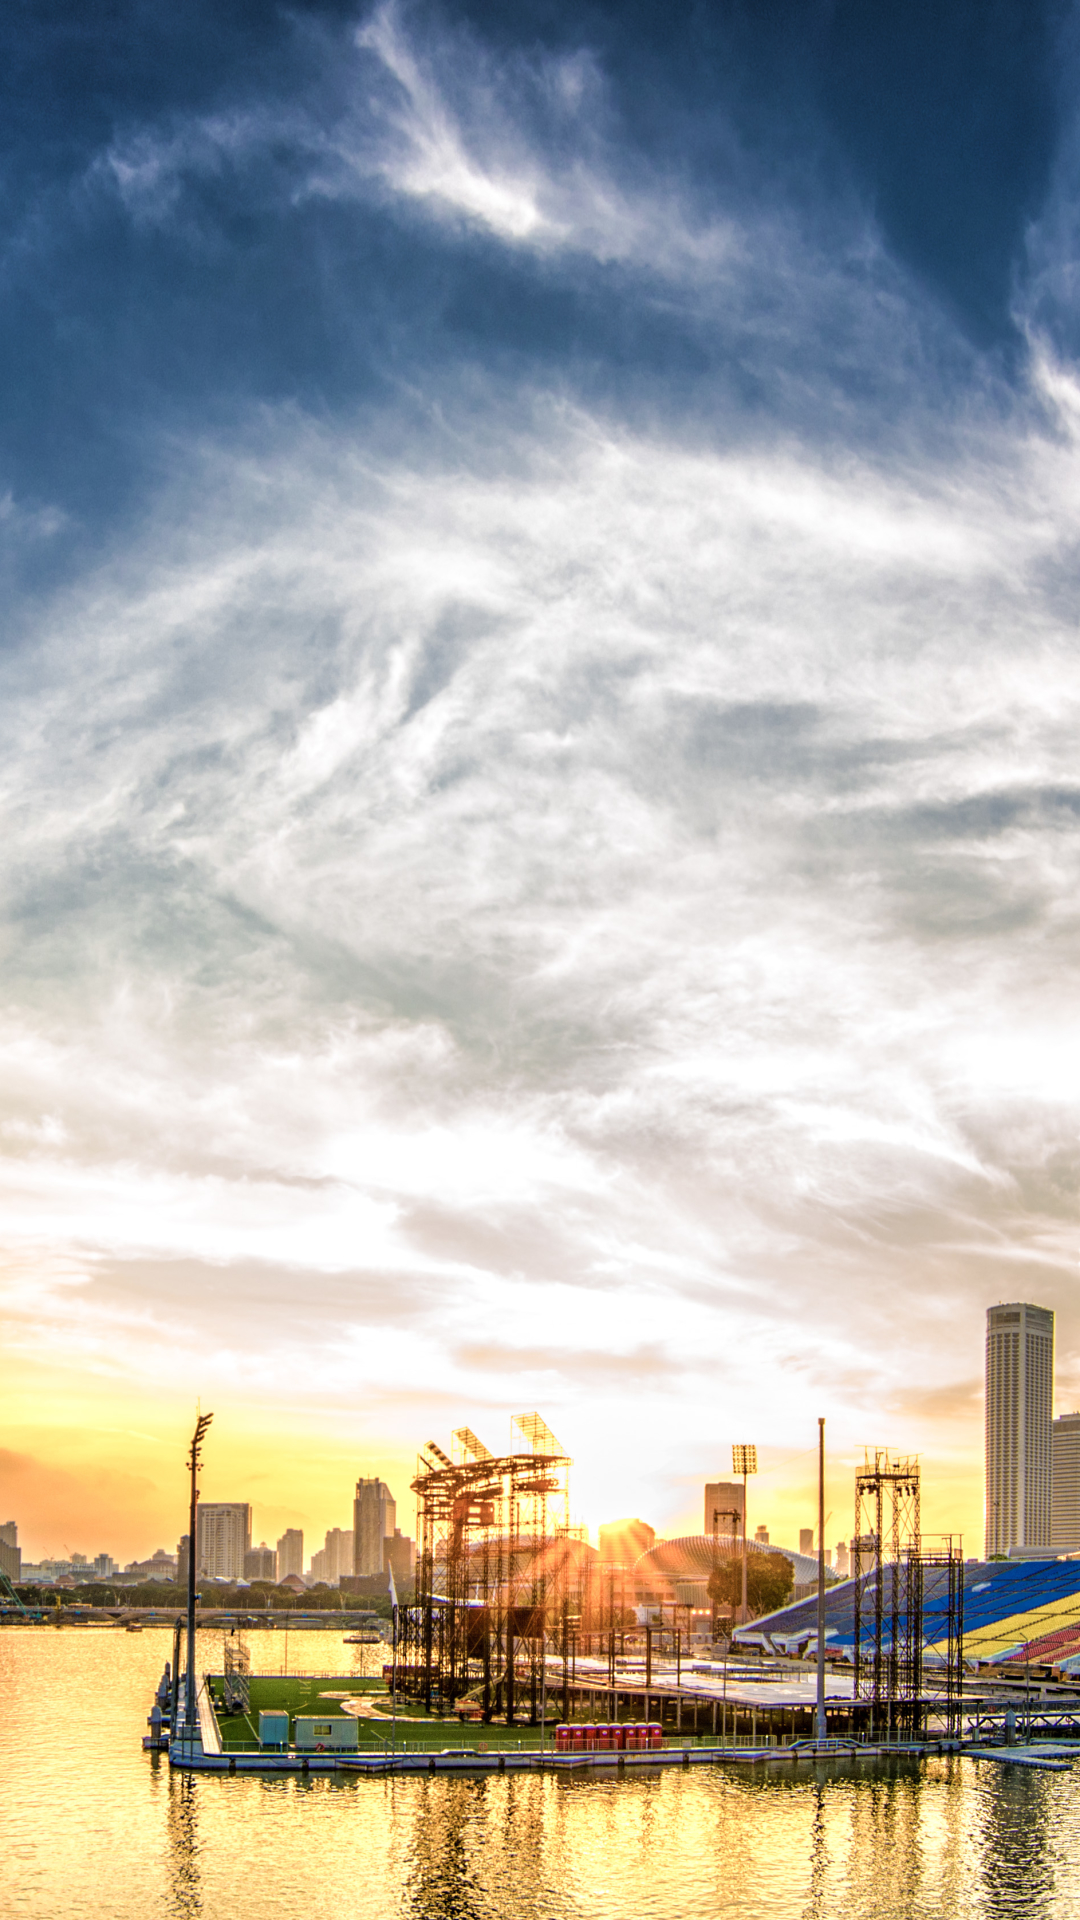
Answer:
(150, 1667, 1055, 1777)
(166, 1741, 969, 1776)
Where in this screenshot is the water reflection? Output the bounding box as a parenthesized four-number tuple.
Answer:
(405, 1778, 489, 1920)
(166, 1772, 203, 1920)
(803, 1783, 828, 1920)
(926, 1758, 973, 1916)
(978, 1767, 1056, 1918)
(8, 1631, 1080, 1919)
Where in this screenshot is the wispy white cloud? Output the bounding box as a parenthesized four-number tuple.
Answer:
(91, 3, 744, 283)
(4, 363, 1080, 1540)
(9, 2, 1080, 1545)
(352, 4, 559, 243)
(345, 2, 742, 273)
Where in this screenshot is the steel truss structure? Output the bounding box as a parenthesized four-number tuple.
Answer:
(400, 1414, 577, 1723)
(919, 1543, 965, 1736)
(853, 1449, 964, 1735)
(223, 1629, 251, 1713)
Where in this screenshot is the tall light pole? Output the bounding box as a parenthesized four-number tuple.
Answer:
(816, 1417, 826, 1744)
(732, 1444, 757, 1625)
(185, 1410, 213, 1744)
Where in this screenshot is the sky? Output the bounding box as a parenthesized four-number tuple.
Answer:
(3, 0, 1080, 1565)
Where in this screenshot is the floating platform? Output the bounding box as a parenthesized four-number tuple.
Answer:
(165, 1723, 967, 1778)
(152, 1672, 1077, 1779)
(967, 1745, 1073, 1773)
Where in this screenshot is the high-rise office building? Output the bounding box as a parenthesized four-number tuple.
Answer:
(704, 1482, 744, 1535)
(0, 1520, 20, 1583)
(1051, 1413, 1080, 1553)
(276, 1528, 303, 1580)
(353, 1479, 396, 1577)
(329, 1527, 355, 1582)
(985, 1302, 1054, 1556)
(310, 1527, 354, 1585)
(244, 1543, 277, 1582)
(177, 1534, 190, 1588)
(383, 1529, 416, 1586)
(196, 1503, 252, 1580)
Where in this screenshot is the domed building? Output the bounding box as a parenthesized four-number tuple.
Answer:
(631, 1534, 821, 1611)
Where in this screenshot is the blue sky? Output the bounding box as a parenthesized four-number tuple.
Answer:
(2, 0, 1080, 1557)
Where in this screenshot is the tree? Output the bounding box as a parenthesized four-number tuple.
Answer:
(707, 1551, 793, 1621)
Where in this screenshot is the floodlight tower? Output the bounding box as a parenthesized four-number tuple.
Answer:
(732, 1443, 757, 1623)
(184, 1410, 213, 1743)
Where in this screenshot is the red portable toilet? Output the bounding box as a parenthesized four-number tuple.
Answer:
(555, 1724, 570, 1753)
(625, 1723, 643, 1751)
(582, 1723, 596, 1752)
(571, 1724, 585, 1753)
(648, 1723, 663, 1750)
(611, 1723, 626, 1751)
(595, 1724, 612, 1751)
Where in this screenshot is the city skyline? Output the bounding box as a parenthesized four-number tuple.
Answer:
(16, 1293, 1080, 1567)
(0, 1425, 961, 1567)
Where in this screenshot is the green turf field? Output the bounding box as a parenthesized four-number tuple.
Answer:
(207, 1674, 547, 1752)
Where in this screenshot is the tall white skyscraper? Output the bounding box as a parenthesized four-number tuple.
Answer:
(196, 1502, 252, 1580)
(985, 1302, 1054, 1557)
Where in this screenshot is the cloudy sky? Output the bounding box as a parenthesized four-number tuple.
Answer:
(3, 0, 1080, 1562)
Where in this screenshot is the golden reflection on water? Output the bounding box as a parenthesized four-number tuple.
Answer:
(3, 1627, 1080, 1919)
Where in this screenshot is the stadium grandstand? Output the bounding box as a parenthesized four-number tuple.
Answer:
(735, 1556, 1080, 1670)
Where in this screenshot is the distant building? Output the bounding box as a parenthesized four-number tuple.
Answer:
(383, 1529, 415, 1586)
(330, 1527, 355, 1581)
(755, 1526, 769, 1545)
(177, 1535, 190, 1588)
(799, 1529, 814, 1556)
(704, 1482, 744, 1536)
(598, 1519, 656, 1567)
(310, 1527, 354, 1585)
(835, 1541, 850, 1578)
(197, 1504, 252, 1581)
(986, 1303, 1054, 1556)
(244, 1543, 278, 1582)
(93, 1553, 118, 1577)
(353, 1480, 396, 1578)
(122, 1550, 178, 1583)
(276, 1528, 304, 1580)
(1052, 1413, 1080, 1553)
(0, 1521, 20, 1583)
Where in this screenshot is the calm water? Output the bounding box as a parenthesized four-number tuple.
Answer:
(6, 1627, 1080, 1918)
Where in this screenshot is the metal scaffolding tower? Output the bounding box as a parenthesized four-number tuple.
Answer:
(852, 1449, 964, 1736)
(853, 1449, 922, 1718)
(400, 1413, 572, 1724)
(918, 1541, 966, 1738)
(222, 1629, 251, 1713)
